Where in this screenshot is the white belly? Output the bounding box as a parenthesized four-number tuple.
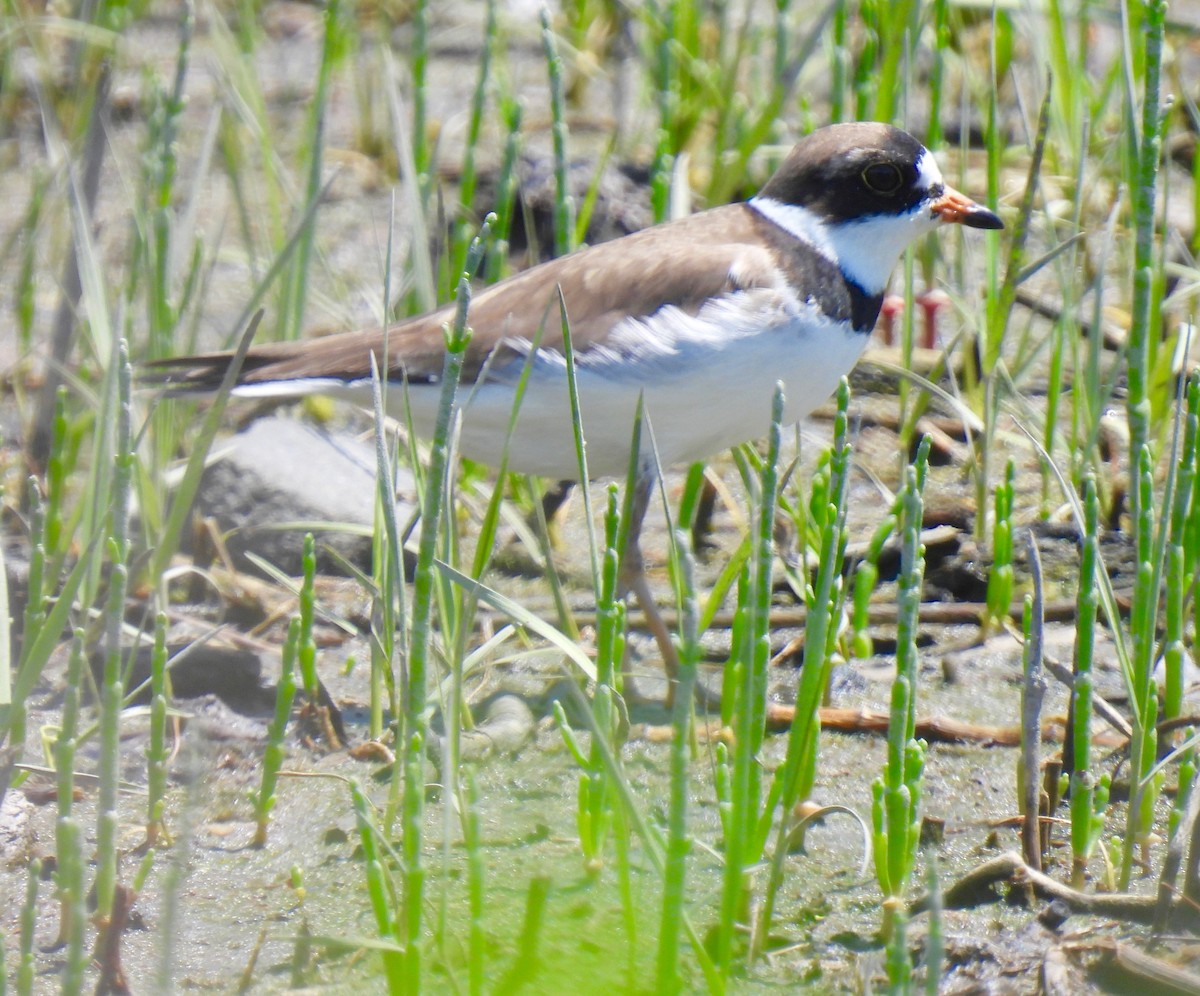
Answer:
(392, 295, 870, 479)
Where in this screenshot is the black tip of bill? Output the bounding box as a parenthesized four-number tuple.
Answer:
(961, 205, 1005, 230)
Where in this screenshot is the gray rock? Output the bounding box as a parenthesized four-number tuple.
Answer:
(193, 415, 416, 577)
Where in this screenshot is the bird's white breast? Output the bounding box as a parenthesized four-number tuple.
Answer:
(370, 289, 869, 479)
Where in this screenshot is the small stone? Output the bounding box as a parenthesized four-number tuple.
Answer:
(919, 815, 946, 847)
(1037, 899, 1072, 931)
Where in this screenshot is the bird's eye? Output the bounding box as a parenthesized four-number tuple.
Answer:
(862, 163, 905, 195)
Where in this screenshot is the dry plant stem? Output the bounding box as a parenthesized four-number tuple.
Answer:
(1021, 533, 1047, 871)
(640, 706, 1129, 750)
(95, 883, 135, 995)
(1154, 769, 1200, 934)
(619, 466, 682, 693)
(30, 64, 110, 466)
(911, 851, 1199, 929)
(1088, 938, 1200, 995)
(615, 593, 1095, 633)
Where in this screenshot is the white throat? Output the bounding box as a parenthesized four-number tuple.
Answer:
(749, 151, 946, 296)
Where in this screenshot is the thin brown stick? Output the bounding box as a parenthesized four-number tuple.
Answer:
(637, 703, 1126, 748)
(1077, 937, 1200, 994)
(910, 850, 1199, 930)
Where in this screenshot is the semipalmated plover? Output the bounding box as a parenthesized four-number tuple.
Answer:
(154, 122, 1002, 683)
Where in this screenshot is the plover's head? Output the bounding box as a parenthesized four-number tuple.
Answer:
(751, 122, 1003, 295)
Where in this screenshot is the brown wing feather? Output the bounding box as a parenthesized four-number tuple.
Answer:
(147, 203, 783, 389)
